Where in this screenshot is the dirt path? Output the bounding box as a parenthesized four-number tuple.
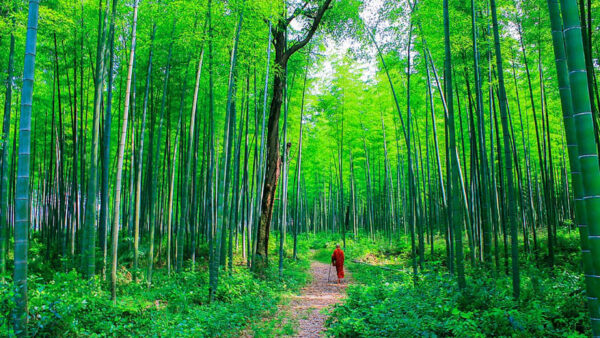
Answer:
(287, 261, 350, 337)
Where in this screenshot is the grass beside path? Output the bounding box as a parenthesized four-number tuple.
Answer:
(323, 231, 589, 337)
(4, 237, 311, 337)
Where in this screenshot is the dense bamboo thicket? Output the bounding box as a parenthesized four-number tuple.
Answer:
(1, 0, 600, 335)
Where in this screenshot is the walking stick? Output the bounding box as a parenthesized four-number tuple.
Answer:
(327, 264, 332, 283)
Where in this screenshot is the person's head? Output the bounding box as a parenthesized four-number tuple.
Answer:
(336, 244, 340, 249)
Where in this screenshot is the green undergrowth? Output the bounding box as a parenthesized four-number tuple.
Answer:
(321, 230, 590, 337)
(0, 237, 311, 337)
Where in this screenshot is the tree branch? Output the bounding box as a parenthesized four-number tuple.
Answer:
(283, 0, 333, 62)
(285, 1, 310, 25)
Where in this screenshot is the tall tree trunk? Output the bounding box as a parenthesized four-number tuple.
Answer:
(255, 24, 286, 270)
(255, 0, 333, 272)
(251, 23, 271, 269)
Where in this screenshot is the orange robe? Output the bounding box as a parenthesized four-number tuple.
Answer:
(331, 248, 345, 279)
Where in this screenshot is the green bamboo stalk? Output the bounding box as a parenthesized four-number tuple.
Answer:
(293, 52, 310, 259)
(443, 0, 466, 289)
(207, 0, 219, 300)
(0, 27, 15, 280)
(148, 19, 176, 286)
(231, 80, 245, 272)
(469, 0, 492, 266)
(83, 0, 110, 279)
(559, 0, 600, 330)
(100, 0, 118, 279)
(168, 108, 182, 275)
(182, 40, 205, 272)
(133, 23, 155, 282)
(13, 0, 40, 335)
(219, 6, 244, 270)
(490, 0, 520, 298)
(110, 0, 138, 303)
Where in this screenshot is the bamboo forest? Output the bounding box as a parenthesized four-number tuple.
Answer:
(3, 0, 600, 336)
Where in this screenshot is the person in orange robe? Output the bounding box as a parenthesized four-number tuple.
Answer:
(331, 244, 345, 284)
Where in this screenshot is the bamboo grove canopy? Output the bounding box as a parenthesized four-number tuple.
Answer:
(1, 0, 600, 335)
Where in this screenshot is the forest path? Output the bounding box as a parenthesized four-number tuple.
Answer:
(287, 260, 350, 337)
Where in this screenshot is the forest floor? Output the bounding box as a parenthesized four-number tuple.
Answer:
(286, 260, 350, 337)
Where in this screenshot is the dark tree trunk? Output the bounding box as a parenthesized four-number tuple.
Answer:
(254, 0, 333, 271)
(255, 24, 286, 267)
